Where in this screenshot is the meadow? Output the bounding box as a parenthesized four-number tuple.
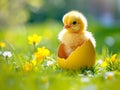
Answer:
(0, 20, 120, 90)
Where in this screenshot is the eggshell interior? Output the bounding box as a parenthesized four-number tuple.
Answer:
(57, 39, 96, 69)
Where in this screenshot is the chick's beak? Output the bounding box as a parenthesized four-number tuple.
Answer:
(64, 24, 71, 28)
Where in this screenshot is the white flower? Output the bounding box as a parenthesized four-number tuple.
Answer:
(47, 61, 54, 66)
(97, 59, 103, 65)
(104, 72, 114, 80)
(81, 77, 90, 82)
(3, 51, 12, 58)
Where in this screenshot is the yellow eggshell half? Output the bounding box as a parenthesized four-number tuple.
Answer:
(57, 39, 96, 69)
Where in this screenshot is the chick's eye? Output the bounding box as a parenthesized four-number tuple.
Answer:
(73, 21, 77, 25)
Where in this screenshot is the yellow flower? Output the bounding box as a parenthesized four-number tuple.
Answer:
(31, 60, 37, 66)
(105, 54, 117, 62)
(28, 34, 42, 46)
(104, 72, 114, 80)
(34, 52, 44, 63)
(0, 42, 6, 48)
(101, 61, 107, 68)
(37, 47, 50, 57)
(111, 54, 117, 62)
(22, 62, 33, 72)
(34, 47, 50, 63)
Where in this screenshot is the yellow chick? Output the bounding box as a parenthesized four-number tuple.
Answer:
(58, 11, 96, 59)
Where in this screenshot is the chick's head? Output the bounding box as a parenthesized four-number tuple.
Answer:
(63, 11, 87, 33)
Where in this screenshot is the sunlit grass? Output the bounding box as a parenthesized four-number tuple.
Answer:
(0, 21, 120, 90)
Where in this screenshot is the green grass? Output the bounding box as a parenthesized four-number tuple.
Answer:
(0, 20, 120, 90)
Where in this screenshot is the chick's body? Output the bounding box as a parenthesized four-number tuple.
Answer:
(58, 11, 95, 58)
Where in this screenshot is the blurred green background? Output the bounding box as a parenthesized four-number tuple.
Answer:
(0, 0, 120, 54)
